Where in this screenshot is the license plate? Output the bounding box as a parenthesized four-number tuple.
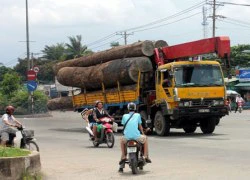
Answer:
(127, 147, 137, 153)
(199, 109, 210, 113)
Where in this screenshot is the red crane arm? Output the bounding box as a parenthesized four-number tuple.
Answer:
(154, 36, 230, 66)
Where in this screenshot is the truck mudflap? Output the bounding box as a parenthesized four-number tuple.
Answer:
(172, 106, 228, 119)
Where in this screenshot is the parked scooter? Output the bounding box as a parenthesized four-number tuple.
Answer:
(88, 117, 115, 148)
(119, 140, 146, 174)
(0, 126, 39, 151)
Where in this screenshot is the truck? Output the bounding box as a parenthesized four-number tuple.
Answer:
(72, 36, 230, 136)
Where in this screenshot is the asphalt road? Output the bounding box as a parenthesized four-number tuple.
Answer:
(19, 110, 250, 180)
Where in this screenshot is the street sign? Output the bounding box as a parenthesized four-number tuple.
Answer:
(27, 80, 37, 92)
(27, 70, 36, 81)
(33, 66, 40, 73)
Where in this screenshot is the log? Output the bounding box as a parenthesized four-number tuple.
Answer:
(54, 40, 154, 74)
(153, 40, 168, 48)
(47, 96, 73, 110)
(57, 57, 153, 90)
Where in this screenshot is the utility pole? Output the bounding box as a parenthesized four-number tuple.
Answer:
(116, 31, 133, 45)
(26, 0, 30, 70)
(212, 0, 216, 37)
(202, 3, 208, 38)
(207, 0, 223, 37)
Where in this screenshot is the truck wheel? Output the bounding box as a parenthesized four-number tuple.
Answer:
(183, 126, 197, 133)
(154, 111, 170, 136)
(215, 118, 220, 125)
(200, 118, 216, 134)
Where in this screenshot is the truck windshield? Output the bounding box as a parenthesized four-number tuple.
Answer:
(174, 65, 224, 87)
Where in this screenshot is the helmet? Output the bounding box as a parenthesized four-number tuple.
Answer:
(127, 102, 136, 111)
(95, 100, 102, 107)
(6, 105, 15, 114)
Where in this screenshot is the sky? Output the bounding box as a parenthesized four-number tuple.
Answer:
(0, 0, 250, 67)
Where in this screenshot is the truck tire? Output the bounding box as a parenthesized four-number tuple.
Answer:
(200, 118, 216, 134)
(154, 111, 170, 136)
(183, 126, 197, 133)
(139, 110, 147, 121)
(215, 118, 220, 125)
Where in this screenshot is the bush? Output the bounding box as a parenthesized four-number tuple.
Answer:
(8, 89, 48, 114)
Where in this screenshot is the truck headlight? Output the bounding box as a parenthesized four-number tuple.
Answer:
(213, 100, 224, 106)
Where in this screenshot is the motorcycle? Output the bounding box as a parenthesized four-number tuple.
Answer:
(238, 101, 243, 113)
(0, 126, 39, 151)
(119, 140, 146, 174)
(88, 117, 115, 148)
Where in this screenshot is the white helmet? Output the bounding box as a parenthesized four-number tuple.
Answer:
(127, 102, 136, 111)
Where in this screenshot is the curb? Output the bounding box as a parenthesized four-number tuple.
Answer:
(0, 151, 41, 180)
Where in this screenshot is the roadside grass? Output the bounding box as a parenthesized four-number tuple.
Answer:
(0, 146, 30, 157)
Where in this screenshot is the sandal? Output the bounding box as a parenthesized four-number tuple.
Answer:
(119, 158, 127, 165)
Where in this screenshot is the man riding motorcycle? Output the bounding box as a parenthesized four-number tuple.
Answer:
(0, 105, 22, 146)
(119, 102, 152, 166)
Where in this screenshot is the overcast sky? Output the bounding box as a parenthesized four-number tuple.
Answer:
(0, 0, 250, 67)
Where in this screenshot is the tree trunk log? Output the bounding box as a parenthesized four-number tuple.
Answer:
(153, 40, 168, 48)
(47, 96, 73, 110)
(57, 57, 153, 90)
(54, 40, 154, 74)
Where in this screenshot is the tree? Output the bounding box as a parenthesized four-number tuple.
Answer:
(0, 73, 21, 97)
(42, 43, 66, 61)
(110, 41, 120, 48)
(0, 66, 13, 82)
(230, 44, 250, 67)
(65, 35, 93, 59)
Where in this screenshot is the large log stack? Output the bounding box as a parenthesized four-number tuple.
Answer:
(50, 40, 167, 110)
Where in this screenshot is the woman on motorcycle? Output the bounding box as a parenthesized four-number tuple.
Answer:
(93, 101, 113, 142)
(0, 105, 22, 146)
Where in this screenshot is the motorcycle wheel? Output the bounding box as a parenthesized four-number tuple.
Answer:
(25, 140, 39, 152)
(131, 158, 139, 174)
(93, 140, 99, 147)
(106, 132, 115, 148)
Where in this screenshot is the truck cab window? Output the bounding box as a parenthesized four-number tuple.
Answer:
(162, 71, 171, 87)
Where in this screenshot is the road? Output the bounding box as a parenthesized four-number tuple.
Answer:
(19, 110, 250, 180)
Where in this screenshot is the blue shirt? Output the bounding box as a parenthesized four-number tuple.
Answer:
(122, 112, 142, 140)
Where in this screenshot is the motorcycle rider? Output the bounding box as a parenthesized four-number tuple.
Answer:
(119, 102, 152, 165)
(235, 94, 244, 113)
(93, 101, 113, 142)
(0, 105, 22, 146)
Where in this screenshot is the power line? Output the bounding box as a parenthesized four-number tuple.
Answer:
(123, 1, 206, 32)
(220, 2, 250, 6)
(85, 1, 207, 48)
(91, 37, 123, 50)
(131, 11, 203, 33)
(116, 31, 134, 45)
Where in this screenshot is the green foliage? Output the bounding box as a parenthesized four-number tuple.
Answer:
(0, 147, 30, 157)
(0, 73, 21, 97)
(10, 89, 48, 114)
(65, 35, 93, 59)
(110, 41, 120, 47)
(0, 66, 13, 81)
(230, 44, 250, 67)
(42, 43, 67, 61)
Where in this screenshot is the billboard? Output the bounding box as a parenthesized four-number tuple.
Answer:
(239, 69, 250, 82)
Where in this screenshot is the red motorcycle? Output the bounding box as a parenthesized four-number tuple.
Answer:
(91, 117, 115, 148)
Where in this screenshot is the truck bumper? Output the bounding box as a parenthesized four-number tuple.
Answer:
(172, 106, 228, 119)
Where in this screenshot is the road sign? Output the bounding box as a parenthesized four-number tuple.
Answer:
(33, 66, 40, 73)
(27, 70, 36, 80)
(27, 80, 37, 92)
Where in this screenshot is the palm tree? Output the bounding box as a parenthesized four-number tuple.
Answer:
(66, 35, 93, 59)
(42, 43, 66, 61)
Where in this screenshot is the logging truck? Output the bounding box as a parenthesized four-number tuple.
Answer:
(71, 36, 230, 136)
